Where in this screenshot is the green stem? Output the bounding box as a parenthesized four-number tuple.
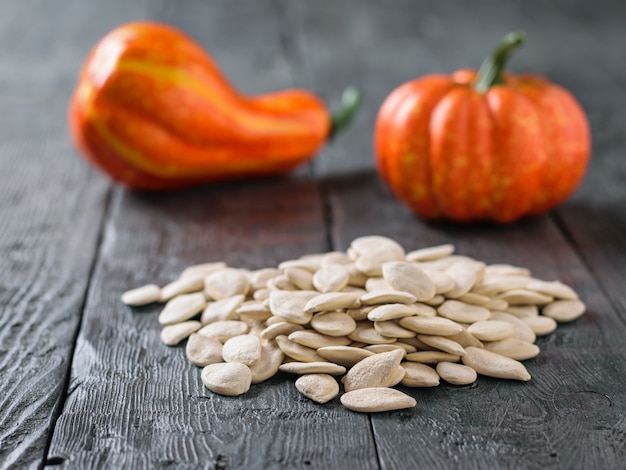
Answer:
(473, 31, 525, 93)
(329, 86, 361, 138)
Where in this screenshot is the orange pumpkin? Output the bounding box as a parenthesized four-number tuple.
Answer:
(374, 32, 590, 223)
(69, 21, 359, 190)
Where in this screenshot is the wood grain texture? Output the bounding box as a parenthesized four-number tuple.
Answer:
(46, 1, 378, 468)
(294, 0, 626, 467)
(47, 180, 378, 469)
(0, 0, 149, 465)
(3, 0, 626, 468)
(324, 173, 626, 469)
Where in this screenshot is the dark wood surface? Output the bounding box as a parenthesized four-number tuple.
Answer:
(2, 1, 626, 469)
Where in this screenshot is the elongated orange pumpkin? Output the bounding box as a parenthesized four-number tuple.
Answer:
(69, 21, 359, 190)
(375, 32, 590, 223)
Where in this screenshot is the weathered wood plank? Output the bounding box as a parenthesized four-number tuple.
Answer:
(0, 0, 152, 467)
(325, 173, 626, 469)
(48, 180, 379, 469)
(293, 0, 626, 468)
(47, 1, 379, 468)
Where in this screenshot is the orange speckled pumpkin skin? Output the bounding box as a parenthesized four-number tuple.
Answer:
(69, 22, 333, 190)
(374, 68, 591, 223)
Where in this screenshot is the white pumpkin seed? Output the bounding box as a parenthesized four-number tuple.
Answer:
(467, 320, 515, 342)
(284, 267, 315, 291)
(416, 335, 466, 356)
(313, 264, 350, 293)
(438, 300, 490, 323)
(342, 349, 405, 391)
(200, 294, 245, 325)
(222, 334, 261, 365)
(382, 261, 436, 301)
(436, 362, 477, 385)
(310, 311, 357, 337)
(179, 262, 227, 280)
(526, 280, 578, 300)
(185, 333, 223, 367)
(197, 320, 250, 343)
(360, 289, 417, 305)
(374, 320, 417, 339)
(260, 321, 304, 341)
(279, 362, 347, 375)
(405, 244, 455, 262)
(462, 347, 531, 381)
(304, 292, 360, 314)
(160, 275, 204, 302)
(204, 268, 250, 300)
(249, 340, 284, 384)
(288, 329, 352, 348)
(521, 316, 558, 335)
(484, 338, 540, 360)
(542, 299, 586, 322)
(158, 292, 207, 325)
(121, 284, 161, 306)
(275, 335, 326, 362)
(316, 346, 375, 367)
(201, 362, 252, 396)
(367, 303, 419, 321)
(398, 316, 463, 336)
(341, 387, 416, 413)
(400, 362, 440, 387)
(295, 374, 339, 404)
(160, 320, 202, 346)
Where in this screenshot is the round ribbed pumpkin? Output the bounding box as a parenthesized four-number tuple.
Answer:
(375, 32, 590, 223)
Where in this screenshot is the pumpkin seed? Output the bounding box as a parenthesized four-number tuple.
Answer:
(249, 340, 284, 384)
(160, 320, 202, 346)
(367, 303, 419, 321)
(398, 316, 463, 336)
(288, 329, 352, 348)
(197, 320, 250, 343)
(405, 244, 455, 262)
(222, 334, 261, 366)
(309, 311, 357, 337)
(284, 267, 315, 291)
(542, 299, 586, 322)
(179, 261, 227, 280)
(121, 284, 161, 306)
(341, 387, 416, 413)
(204, 268, 250, 300)
(462, 347, 531, 381)
(160, 275, 204, 302)
(313, 264, 350, 292)
(279, 362, 347, 375)
(201, 362, 252, 396)
(275, 335, 326, 362)
(400, 362, 440, 387)
(185, 333, 223, 367)
(200, 294, 245, 325)
(483, 338, 540, 360)
(295, 374, 339, 404)
(466, 320, 515, 342)
(342, 349, 405, 391)
(260, 321, 304, 341)
(316, 346, 375, 367)
(436, 362, 477, 385)
(158, 292, 207, 325)
(438, 300, 490, 323)
(304, 292, 360, 313)
(382, 261, 436, 301)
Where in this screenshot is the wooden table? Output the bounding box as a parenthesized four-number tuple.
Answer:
(2, 1, 626, 468)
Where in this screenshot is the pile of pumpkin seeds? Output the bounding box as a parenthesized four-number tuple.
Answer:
(122, 235, 586, 413)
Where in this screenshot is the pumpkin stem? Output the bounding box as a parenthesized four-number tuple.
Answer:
(473, 31, 525, 93)
(329, 86, 361, 138)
